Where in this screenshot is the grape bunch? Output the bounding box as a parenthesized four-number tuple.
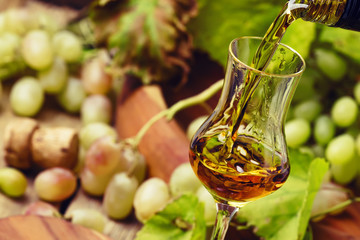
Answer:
(0, 6, 128, 231)
(0, 7, 115, 123)
(284, 47, 360, 189)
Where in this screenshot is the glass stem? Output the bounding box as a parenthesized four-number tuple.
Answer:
(211, 203, 239, 240)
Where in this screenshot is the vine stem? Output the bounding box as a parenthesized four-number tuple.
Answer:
(129, 79, 224, 147)
(164, 79, 224, 120)
(311, 197, 360, 220)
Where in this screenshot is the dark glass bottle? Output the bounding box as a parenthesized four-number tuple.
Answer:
(291, 0, 360, 31)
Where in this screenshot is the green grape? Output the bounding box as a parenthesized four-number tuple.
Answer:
(314, 115, 336, 145)
(85, 136, 121, 176)
(315, 48, 347, 82)
(3, 32, 21, 49)
(169, 162, 202, 197)
(103, 172, 138, 219)
(81, 50, 112, 95)
(130, 153, 147, 184)
(293, 99, 322, 122)
(38, 57, 68, 94)
(81, 95, 112, 125)
(34, 167, 77, 202)
(133, 177, 170, 222)
(118, 143, 147, 183)
(21, 29, 53, 70)
(52, 30, 82, 63)
(80, 167, 113, 196)
(325, 134, 355, 165)
(331, 96, 358, 127)
(331, 157, 358, 185)
(79, 122, 118, 150)
(354, 82, 360, 104)
(36, 13, 61, 35)
(56, 77, 86, 113)
(3, 8, 37, 35)
(196, 186, 216, 226)
(10, 76, 44, 117)
(285, 118, 311, 148)
(186, 115, 208, 140)
(0, 32, 20, 64)
(68, 209, 107, 233)
(0, 167, 27, 197)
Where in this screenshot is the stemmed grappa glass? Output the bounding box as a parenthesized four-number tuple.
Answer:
(189, 36, 305, 240)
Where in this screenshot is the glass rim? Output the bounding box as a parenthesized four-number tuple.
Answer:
(229, 36, 306, 78)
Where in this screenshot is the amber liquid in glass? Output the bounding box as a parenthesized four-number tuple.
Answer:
(190, 135, 289, 207)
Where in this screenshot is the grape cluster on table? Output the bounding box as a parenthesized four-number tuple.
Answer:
(283, 53, 360, 218)
(0, 7, 217, 234)
(285, 67, 360, 188)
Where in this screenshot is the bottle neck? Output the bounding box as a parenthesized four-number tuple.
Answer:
(299, 0, 347, 26)
(290, 0, 360, 31)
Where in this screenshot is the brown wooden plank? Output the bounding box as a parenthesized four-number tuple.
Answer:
(115, 84, 189, 182)
(0, 215, 112, 240)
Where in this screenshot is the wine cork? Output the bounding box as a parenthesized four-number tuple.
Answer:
(3, 118, 39, 169)
(31, 127, 79, 170)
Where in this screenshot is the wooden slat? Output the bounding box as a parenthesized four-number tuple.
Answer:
(0, 215, 112, 240)
(115, 84, 189, 182)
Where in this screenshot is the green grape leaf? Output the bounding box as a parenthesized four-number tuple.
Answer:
(320, 26, 360, 63)
(135, 194, 206, 240)
(236, 149, 329, 240)
(281, 19, 316, 59)
(188, 0, 283, 66)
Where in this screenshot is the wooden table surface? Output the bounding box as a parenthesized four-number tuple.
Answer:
(0, 215, 112, 240)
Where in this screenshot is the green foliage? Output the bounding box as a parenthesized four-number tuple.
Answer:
(188, 0, 283, 66)
(236, 149, 329, 240)
(188, 0, 360, 70)
(135, 194, 206, 240)
(188, 0, 318, 66)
